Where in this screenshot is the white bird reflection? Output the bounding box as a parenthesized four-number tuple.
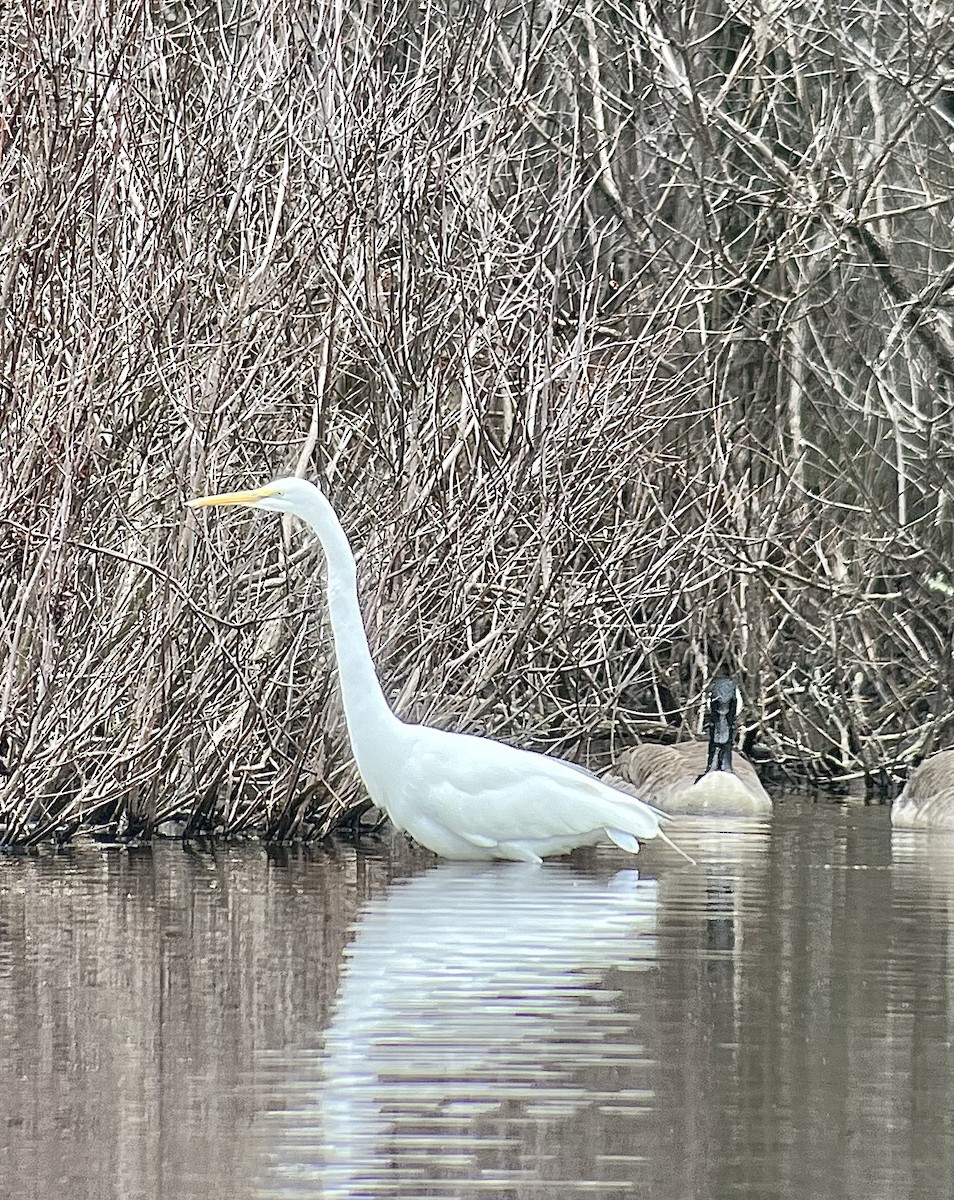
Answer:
(254, 860, 658, 1197)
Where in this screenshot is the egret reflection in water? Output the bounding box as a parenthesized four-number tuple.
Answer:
(254, 860, 659, 1197)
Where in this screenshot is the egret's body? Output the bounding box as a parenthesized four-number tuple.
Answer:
(605, 678, 772, 816)
(891, 749, 954, 830)
(189, 477, 666, 862)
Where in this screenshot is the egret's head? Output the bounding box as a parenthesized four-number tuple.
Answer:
(187, 476, 320, 517)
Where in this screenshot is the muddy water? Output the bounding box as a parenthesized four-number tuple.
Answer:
(1, 802, 953, 1199)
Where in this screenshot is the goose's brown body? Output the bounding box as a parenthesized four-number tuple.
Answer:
(891, 750, 954, 830)
(607, 740, 772, 816)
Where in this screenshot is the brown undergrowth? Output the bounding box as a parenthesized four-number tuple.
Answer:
(2, 1, 954, 843)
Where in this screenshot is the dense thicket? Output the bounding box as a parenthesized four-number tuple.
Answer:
(2, 0, 953, 842)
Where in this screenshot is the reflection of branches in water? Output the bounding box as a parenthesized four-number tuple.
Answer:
(254, 862, 657, 1196)
(3, 2, 954, 842)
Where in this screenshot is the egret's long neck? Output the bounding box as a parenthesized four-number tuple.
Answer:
(296, 492, 402, 768)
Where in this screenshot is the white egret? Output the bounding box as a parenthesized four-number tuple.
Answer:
(188, 477, 668, 862)
(891, 749, 954, 830)
(605, 678, 772, 816)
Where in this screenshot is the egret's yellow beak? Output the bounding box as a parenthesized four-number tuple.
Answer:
(187, 486, 277, 509)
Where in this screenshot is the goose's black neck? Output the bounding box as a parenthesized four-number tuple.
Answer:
(703, 677, 738, 774)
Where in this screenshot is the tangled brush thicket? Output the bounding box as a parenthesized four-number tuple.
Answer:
(3, 0, 954, 843)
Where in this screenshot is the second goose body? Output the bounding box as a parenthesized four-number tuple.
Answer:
(891, 749, 954, 830)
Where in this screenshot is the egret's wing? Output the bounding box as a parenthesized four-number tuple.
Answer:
(397, 726, 664, 844)
(554, 754, 672, 816)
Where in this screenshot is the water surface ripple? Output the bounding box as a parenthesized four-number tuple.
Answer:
(1, 803, 954, 1198)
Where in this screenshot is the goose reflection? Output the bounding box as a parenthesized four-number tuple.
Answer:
(891, 827, 954, 915)
(652, 817, 771, 1043)
(255, 860, 658, 1197)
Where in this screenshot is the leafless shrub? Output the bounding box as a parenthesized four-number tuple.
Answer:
(2, 0, 954, 842)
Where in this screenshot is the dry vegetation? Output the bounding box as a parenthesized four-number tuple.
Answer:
(2, 0, 954, 844)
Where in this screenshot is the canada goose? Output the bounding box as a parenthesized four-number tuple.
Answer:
(605, 678, 772, 816)
(891, 749, 954, 830)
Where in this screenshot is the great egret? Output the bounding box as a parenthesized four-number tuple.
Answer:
(891, 749, 954, 830)
(604, 678, 772, 815)
(188, 477, 668, 862)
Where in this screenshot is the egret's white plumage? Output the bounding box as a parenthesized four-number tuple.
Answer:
(188, 476, 666, 862)
(605, 678, 772, 816)
(891, 749, 954, 830)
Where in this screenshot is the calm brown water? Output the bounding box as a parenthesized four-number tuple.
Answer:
(1, 801, 953, 1199)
